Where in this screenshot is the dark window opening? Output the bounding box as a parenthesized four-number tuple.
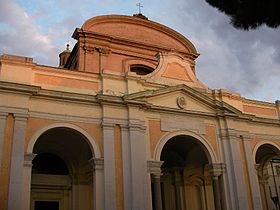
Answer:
(35, 201, 59, 210)
(130, 64, 154, 75)
(32, 153, 69, 175)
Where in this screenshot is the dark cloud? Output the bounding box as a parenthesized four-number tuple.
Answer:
(160, 0, 280, 101)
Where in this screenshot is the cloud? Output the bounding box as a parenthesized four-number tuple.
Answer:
(1, 0, 279, 102)
(0, 0, 58, 65)
(159, 0, 280, 102)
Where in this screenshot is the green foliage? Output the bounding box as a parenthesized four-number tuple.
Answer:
(206, 0, 280, 30)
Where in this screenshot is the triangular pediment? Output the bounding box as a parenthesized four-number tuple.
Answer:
(124, 84, 242, 116)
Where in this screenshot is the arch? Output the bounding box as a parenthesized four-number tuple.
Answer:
(154, 130, 217, 163)
(27, 122, 101, 158)
(253, 141, 280, 164)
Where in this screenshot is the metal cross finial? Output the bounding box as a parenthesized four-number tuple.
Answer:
(136, 3, 143, 14)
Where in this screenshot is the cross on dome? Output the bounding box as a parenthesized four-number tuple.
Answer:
(136, 3, 143, 14)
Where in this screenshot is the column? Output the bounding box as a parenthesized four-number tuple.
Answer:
(89, 158, 105, 210)
(241, 134, 263, 210)
(0, 113, 7, 167)
(148, 161, 163, 210)
(8, 114, 27, 210)
(173, 169, 182, 210)
(212, 175, 222, 210)
(208, 163, 225, 210)
(102, 122, 116, 210)
(153, 174, 163, 210)
(258, 174, 269, 210)
(22, 153, 36, 210)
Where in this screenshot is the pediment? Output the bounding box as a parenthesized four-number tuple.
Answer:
(124, 85, 241, 116)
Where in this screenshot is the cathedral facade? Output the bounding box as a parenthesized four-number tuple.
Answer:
(0, 14, 280, 210)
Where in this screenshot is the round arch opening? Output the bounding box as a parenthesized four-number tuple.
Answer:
(255, 143, 280, 210)
(156, 135, 216, 210)
(30, 127, 95, 210)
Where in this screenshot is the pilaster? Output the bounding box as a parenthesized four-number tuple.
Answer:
(83, 45, 96, 72)
(276, 100, 280, 119)
(97, 47, 111, 73)
(220, 129, 249, 210)
(22, 153, 36, 210)
(120, 125, 132, 210)
(8, 114, 28, 210)
(241, 133, 262, 210)
(0, 112, 8, 168)
(129, 120, 148, 210)
(89, 157, 105, 210)
(102, 121, 116, 210)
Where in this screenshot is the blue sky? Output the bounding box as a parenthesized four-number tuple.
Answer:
(1, 0, 280, 102)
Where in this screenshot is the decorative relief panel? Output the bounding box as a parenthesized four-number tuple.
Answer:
(161, 114, 205, 134)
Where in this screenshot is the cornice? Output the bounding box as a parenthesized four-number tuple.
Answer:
(1, 81, 279, 126)
(220, 129, 280, 141)
(34, 64, 99, 80)
(147, 104, 217, 118)
(123, 84, 242, 117)
(28, 111, 101, 124)
(37, 89, 98, 104)
(0, 54, 36, 68)
(74, 30, 195, 59)
(96, 93, 124, 105)
(0, 106, 29, 118)
(250, 133, 280, 141)
(0, 81, 40, 95)
(244, 115, 280, 125)
(0, 81, 99, 105)
(243, 98, 276, 107)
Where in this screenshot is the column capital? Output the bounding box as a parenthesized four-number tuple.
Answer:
(120, 124, 129, 131)
(129, 124, 146, 132)
(89, 157, 104, 170)
(207, 163, 226, 178)
(255, 163, 261, 171)
(102, 122, 115, 130)
(219, 129, 238, 140)
(96, 47, 111, 55)
(14, 113, 28, 121)
(128, 119, 146, 131)
(82, 45, 95, 54)
(0, 112, 8, 119)
(24, 153, 37, 167)
(147, 160, 163, 176)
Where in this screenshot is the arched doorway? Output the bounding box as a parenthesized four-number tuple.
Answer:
(153, 134, 221, 210)
(30, 127, 94, 210)
(255, 143, 280, 210)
